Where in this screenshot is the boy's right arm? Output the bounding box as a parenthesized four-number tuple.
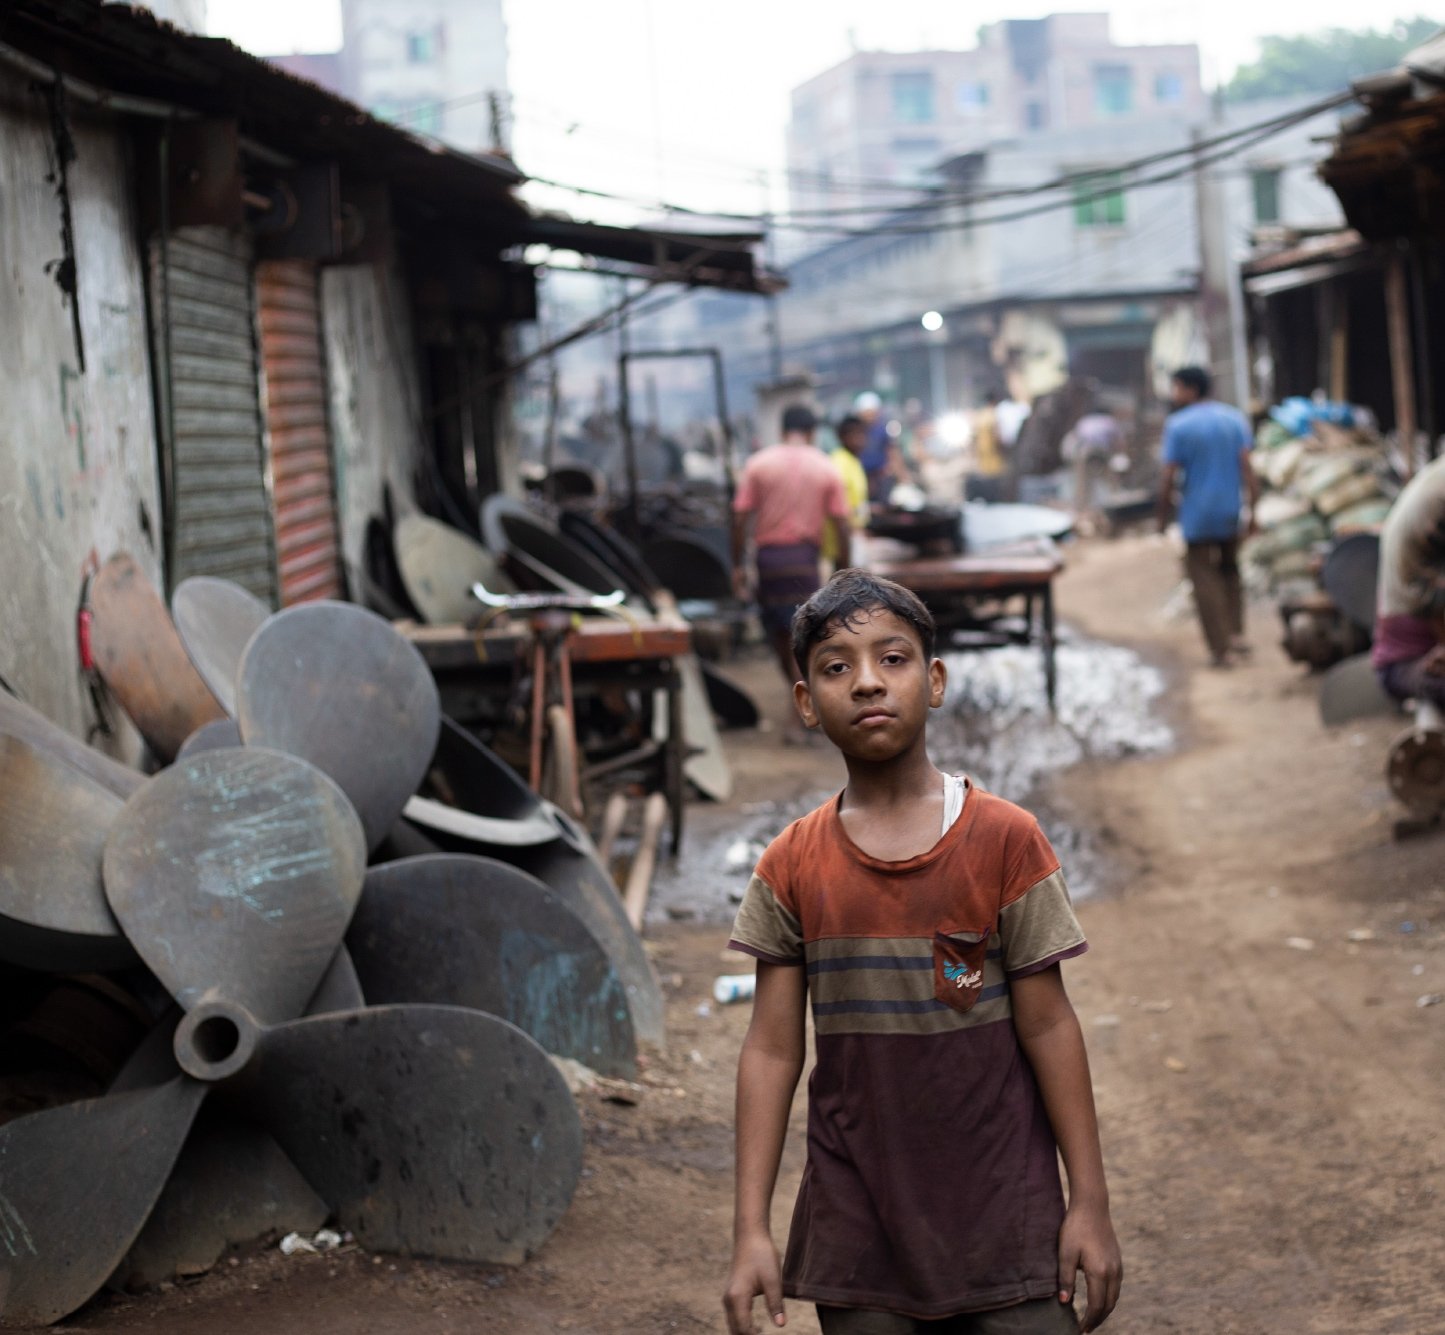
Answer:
(723, 961, 808, 1334)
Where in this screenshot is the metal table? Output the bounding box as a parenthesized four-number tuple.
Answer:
(397, 617, 692, 851)
(867, 545, 1065, 710)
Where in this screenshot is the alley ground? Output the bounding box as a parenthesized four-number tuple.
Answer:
(66, 534, 1445, 1335)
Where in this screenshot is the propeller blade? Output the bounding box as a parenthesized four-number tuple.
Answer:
(1320, 532, 1380, 634)
(87, 553, 225, 761)
(304, 945, 365, 1016)
(176, 717, 243, 759)
(0, 1077, 205, 1326)
(232, 1004, 583, 1265)
(402, 794, 559, 847)
(110, 1107, 327, 1291)
(102, 748, 366, 1024)
(420, 720, 662, 1044)
(171, 577, 269, 717)
(0, 735, 137, 972)
(236, 602, 440, 851)
(350, 855, 636, 1077)
(394, 514, 514, 625)
(0, 690, 142, 800)
(103, 1010, 329, 1290)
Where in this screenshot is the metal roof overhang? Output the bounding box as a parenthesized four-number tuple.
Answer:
(496, 215, 785, 296)
(2, 2, 781, 296)
(1241, 231, 1380, 297)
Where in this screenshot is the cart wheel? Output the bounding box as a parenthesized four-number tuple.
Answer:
(542, 703, 584, 822)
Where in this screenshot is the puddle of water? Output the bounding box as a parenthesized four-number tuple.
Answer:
(649, 635, 1173, 923)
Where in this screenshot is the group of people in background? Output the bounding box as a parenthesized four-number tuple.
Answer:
(733, 363, 1271, 688)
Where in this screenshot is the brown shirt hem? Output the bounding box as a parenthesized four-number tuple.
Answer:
(786, 1276, 1062, 1320)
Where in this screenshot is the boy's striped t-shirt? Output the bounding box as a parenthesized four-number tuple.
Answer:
(729, 781, 1087, 1319)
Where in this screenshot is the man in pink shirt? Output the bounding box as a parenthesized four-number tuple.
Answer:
(732, 405, 852, 687)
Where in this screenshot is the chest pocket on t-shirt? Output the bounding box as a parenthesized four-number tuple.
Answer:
(932, 928, 991, 1013)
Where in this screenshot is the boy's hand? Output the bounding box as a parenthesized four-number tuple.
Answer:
(1058, 1202, 1122, 1331)
(723, 1232, 786, 1333)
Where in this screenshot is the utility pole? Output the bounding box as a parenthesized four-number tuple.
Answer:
(1191, 126, 1248, 408)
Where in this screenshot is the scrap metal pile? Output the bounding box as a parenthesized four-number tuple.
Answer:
(1243, 399, 1397, 669)
(0, 554, 663, 1326)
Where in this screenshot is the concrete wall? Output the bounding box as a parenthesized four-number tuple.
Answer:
(0, 72, 163, 754)
(320, 261, 426, 591)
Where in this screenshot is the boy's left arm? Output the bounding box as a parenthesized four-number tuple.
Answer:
(1013, 966, 1123, 1332)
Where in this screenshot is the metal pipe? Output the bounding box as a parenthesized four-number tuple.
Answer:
(0, 39, 193, 120)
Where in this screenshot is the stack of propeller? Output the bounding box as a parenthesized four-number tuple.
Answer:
(0, 554, 664, 1326)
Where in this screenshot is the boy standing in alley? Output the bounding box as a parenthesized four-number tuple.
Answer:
(722, 571, 1121, 1335)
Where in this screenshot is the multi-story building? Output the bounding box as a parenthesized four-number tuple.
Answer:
(786, 13, 1204, 222)
(266, 0, 509, 152)
(340, 0, 508, 149)
(695, 96, 1347, 434)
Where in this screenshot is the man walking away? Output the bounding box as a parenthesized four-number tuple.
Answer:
(1157, 366, 1257, 667)
(732, 404, 852, 689)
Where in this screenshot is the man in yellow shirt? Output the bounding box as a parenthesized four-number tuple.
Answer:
(823, 414, 869, 567)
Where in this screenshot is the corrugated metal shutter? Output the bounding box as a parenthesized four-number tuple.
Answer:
(256, 261, 344, 604)
(150, 226, 278, 604)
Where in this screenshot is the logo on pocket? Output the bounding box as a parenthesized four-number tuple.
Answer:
(944, 961, 983, 989)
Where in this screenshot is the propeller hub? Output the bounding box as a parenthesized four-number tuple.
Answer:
(174, 997, 260, 1082)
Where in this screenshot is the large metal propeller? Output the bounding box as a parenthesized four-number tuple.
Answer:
(0, 745, 583, 1326)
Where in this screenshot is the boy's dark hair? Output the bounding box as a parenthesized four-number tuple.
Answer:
(791, 570, 936, 674)
(1172, 365, 1211, 398)
(781, 404, 817, 435)
(836, 414, 865, 435)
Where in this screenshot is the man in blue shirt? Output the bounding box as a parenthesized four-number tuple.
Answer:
(1156, 366, 1258, 667)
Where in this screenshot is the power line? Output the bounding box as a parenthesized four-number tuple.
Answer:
(519, 89, 1351, 236)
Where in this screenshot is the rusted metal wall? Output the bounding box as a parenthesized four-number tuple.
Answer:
(0, 71, 164, 757)
(256, 260, 343, 604)
(148, 225, 278, 604)
(319, 262, 427, 592)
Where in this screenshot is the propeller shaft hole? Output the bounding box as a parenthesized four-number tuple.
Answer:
(193, 1014, 241, 1065)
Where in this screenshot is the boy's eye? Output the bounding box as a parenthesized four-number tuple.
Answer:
(882, 653, 905, 665)
(824, 661, 848, 674)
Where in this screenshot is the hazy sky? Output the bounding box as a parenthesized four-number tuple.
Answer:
(208, 1, 1429, 222)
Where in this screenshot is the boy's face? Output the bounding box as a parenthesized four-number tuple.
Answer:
(840, 425, 866, 456)
(793, 607, 945, 760)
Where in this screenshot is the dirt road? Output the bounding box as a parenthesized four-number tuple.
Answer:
(70, 534, 1444, 1335)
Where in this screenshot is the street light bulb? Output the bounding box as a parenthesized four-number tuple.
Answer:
(921, 310, 943, 332)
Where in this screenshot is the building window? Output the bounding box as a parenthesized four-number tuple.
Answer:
(1155, 70, 1183, 105)
(956, 81, 990, 112)
(892, 71, 936, 124)
(1252, 168, 1282, 224)
(1094, 65, 1134, 116)
(406, 26, 442, 64)
(1073, 173, 1127, 227)
(1025, 101, 1046, 130)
